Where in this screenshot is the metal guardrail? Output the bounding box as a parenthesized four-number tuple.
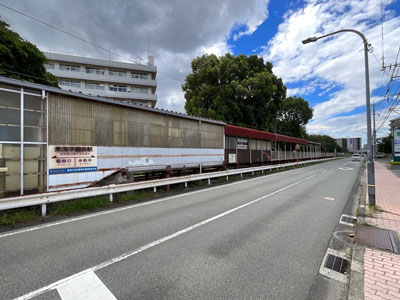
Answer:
(0, 157, 338, 215)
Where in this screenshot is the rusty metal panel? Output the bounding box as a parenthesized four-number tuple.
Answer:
(48, 93, 224, 149)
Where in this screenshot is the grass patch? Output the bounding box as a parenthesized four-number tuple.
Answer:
(355, 208, 359, 217)
(115, 189, 155, 204)
(389, 161, 400, 165)
(51, 195, 110, 215)
(368, 204, 383, 215)
(0, 208, 40, 226)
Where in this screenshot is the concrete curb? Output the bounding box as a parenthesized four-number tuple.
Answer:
(348, 165, 367, 300)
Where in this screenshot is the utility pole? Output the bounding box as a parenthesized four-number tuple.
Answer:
(373, 102, 377, 159)
(302, 29, 375, 206)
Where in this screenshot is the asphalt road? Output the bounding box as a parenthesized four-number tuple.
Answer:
(0, 158, 362, 300)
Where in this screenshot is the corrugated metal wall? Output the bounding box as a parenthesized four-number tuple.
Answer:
(48, 94, 224, 149)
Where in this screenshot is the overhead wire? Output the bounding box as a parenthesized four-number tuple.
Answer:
(0, 3, 184, 83)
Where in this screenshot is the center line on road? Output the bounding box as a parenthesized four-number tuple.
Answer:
(0, 164, 325, 239)
(14, 174, 316, 300)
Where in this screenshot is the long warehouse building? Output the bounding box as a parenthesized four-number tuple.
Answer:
(0, 76, 225, 197)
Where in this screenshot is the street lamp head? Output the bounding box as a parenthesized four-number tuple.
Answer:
(302, 37, 318, 44)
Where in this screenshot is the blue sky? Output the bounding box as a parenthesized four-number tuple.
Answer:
(225, 1, 399, 146)
(1, 0, 400, 144)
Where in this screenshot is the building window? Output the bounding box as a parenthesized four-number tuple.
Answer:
(44, 63, 55, 69)
(132, 87, 148, 94)
(59, 64, 80, 72)
(85, 82, 105, 90)
(132, 72, 148, 79)
(109, 85, 127, 92)
(85, 67, 105, 75)
(109, 69, 127, 77)
(59, 79, 81, 88)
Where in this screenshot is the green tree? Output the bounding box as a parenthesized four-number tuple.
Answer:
(307, 134, 343, 152)
(377, 134, 392, 153)
(276, 96, 313, 138)
(0, 19, 58, 87)
(183, 53, 286, 131)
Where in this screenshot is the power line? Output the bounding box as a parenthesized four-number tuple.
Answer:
(0, 68, 58, 85)
(0, 3, 184, 83)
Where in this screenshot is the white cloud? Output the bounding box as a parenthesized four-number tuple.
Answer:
(0, 0, 270, 113)
(262, 0, 400, 141)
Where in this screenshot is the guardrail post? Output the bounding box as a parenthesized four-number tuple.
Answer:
(41, 204, 46, 217)
(252, 171, 254, 175)
(184, 182, 188, 188)
(153, 187, 157, 193)
(109, 184, 115, 202)
(208, 178, 211, 185)
(226, 175, 228, 181)
(240, 173, 243, 178)
(199, 163, 202, 174)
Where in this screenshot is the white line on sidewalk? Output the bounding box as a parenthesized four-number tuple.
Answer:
(14, 174, 316, 300)
(57, 271, 117, 300)
(0, 165, 320, 239)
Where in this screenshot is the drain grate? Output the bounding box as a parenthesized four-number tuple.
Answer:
(341, 216, 357, 224)
(325, 254, 349, 274)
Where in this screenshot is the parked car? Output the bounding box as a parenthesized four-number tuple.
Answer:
(352, 153, 361, 161)
(376, 153, 386, 158)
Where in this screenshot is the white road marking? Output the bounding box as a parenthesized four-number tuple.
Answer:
(338, 167, 354, 171)
(324, 197, 335, 201)
(57, 271, 116, 300)
(0, 165, 319, 239)
(322, 170, 327, 173)
(13, 174, 316, 300)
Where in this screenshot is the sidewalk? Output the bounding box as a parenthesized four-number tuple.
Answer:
(362, 162, 400, 300)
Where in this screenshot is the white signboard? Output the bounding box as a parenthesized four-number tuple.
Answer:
(49, 146, 97, 174)
(229, 153, 236, 164)
(394, 129, 400, 153)
(237, 138, 248, 150)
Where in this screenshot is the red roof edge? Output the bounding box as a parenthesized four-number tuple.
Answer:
(225, 125, 308, 145)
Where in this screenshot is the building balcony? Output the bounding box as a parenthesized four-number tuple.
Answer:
(48, 68, 157, 87)
(60, 86, 157, 102)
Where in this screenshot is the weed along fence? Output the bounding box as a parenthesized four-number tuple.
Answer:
(0, 158, 337, 216)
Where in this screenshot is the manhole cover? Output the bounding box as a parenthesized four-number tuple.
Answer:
(325, 254, 349, 274)
(341, 216, 357, 224)
(355, 225, 398, 253)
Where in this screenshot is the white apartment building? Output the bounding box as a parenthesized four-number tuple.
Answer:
(44, 52, 157, 107)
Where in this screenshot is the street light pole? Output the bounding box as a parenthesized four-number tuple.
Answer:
(302, 29, 375, 206)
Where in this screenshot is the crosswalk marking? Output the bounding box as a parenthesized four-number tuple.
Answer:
(57, 271, 117, 300)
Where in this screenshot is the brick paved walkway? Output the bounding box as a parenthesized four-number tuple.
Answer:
(366, 162, 400, 234)
(364, 162, 400, 300)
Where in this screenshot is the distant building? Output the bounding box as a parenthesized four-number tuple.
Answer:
(336, 137, 361, 152)
(44, 52, 157, 107)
